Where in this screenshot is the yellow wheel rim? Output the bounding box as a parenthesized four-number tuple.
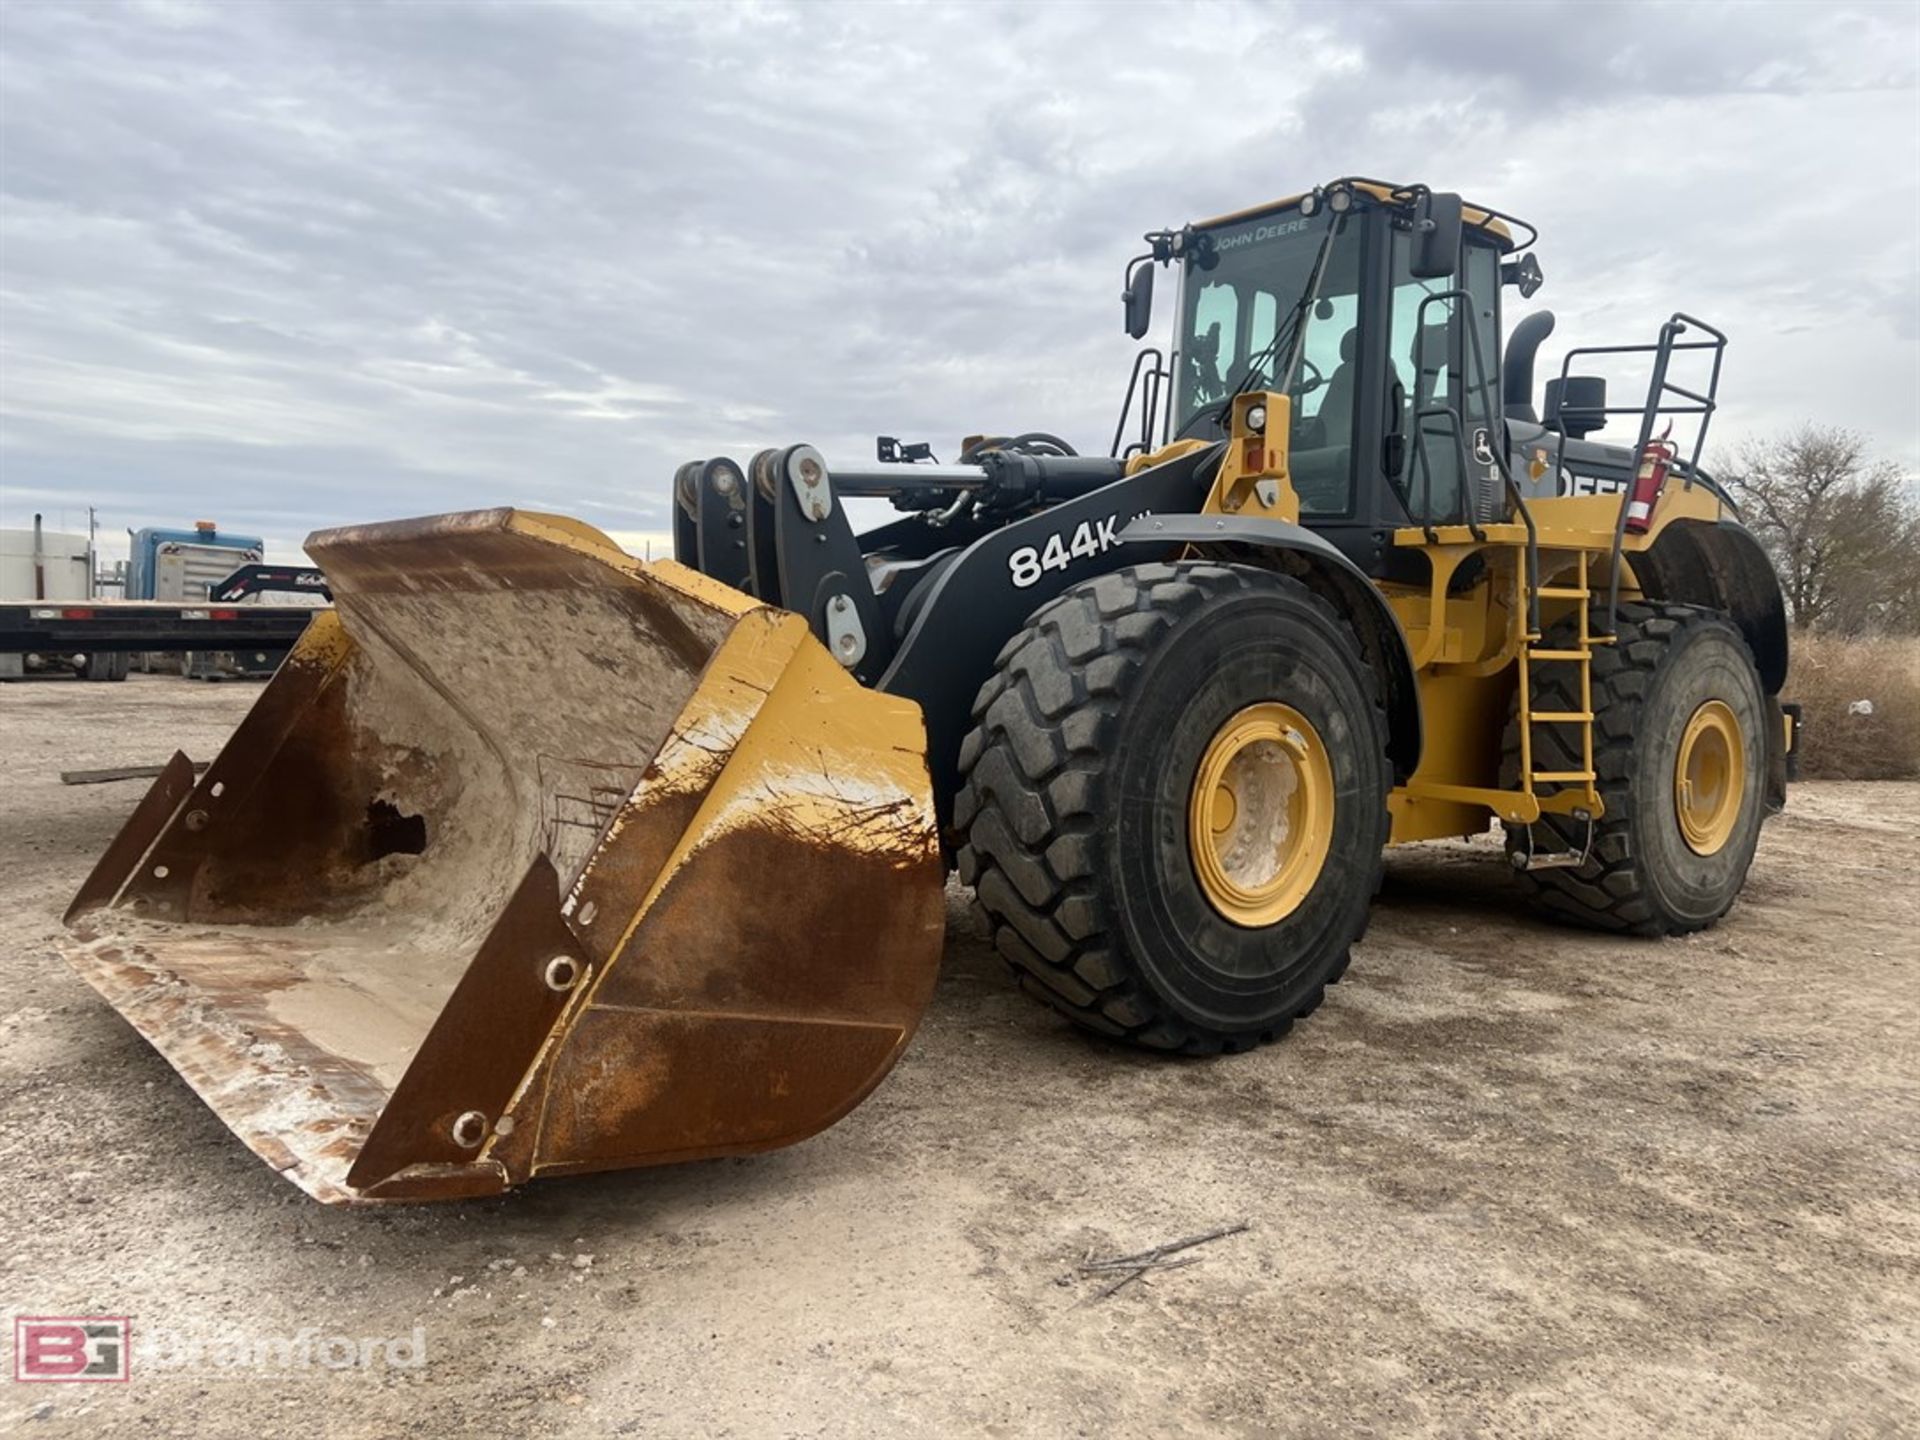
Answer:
(1188, 703, 1335, 927)
(1674, 699, 1745, 856)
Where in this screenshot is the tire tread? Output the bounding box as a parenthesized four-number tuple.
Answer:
(956, 562, 1387, 1054)
(1503, 600, 1759, 936)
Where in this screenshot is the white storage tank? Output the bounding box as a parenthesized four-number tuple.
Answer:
(0, 524, 92, 601)
(0, 521, 115, 679)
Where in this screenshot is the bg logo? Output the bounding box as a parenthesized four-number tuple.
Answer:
(13, 1318, 131, 1382)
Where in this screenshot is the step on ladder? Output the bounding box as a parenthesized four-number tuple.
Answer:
(1513, 552, 1603, 871)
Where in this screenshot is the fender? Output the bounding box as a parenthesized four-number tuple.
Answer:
(1632, 515, 1789, 693)
(1116, 513, 1423, 782)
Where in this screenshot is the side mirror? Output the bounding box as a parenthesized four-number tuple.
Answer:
(1410, 191, 1463, 280)
(1123, 261, 1155, 340)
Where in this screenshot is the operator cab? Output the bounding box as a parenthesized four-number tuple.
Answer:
(1122, 180, 1536, 574)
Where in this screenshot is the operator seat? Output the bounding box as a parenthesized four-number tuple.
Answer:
(1293, 327, 1391, 514)
(1315, 327, 1361, 440)
(1316, 328, 1404, 442)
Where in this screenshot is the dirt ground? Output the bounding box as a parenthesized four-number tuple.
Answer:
(2, 674, 1915, 1439)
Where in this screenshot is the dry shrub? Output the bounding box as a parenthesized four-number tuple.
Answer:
(1784, 632, 1920, 780)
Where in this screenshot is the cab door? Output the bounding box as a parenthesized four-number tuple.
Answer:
(1382, 228, 1504, 527)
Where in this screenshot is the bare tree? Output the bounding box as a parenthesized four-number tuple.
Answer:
(1721, 425, 1920, 634)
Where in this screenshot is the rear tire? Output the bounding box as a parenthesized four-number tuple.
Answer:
(954, 562, 1391, 1054)
(1503, 601, 1768, 934)
(82, 652, 129, 682)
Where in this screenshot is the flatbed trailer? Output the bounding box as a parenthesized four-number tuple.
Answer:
(0, 598, 319, 678)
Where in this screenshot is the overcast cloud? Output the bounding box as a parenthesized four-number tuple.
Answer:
(2, 0, 1916, 561)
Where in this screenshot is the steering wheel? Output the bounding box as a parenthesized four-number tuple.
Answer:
(1292, 357, 1325, 396)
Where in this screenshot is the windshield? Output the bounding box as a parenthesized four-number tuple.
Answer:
(1174, 206, 1365, 514)
(1178, 211, 1324, 425)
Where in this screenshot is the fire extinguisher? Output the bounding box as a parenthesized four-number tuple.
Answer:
(1625, 424, 1676, 534)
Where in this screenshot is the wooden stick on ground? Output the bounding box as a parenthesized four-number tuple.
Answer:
(1079, 1221, 1251, 1272)
(1093, 1254, 1205, 1301)
(1077, 1221, 1250, 1300)
(60, 761, 210, 786)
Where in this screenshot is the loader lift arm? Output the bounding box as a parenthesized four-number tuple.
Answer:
(678, 435, 1427, 821)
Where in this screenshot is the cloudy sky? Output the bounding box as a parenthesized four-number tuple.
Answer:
(2, 0, 1916, 562)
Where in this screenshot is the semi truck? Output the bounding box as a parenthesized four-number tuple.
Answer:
(1, 515, 319, 681)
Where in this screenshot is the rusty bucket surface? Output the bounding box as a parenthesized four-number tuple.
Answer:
(61, 509, 945, 1203)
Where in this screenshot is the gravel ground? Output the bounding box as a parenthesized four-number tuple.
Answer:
(2, 674, 1915, 1438)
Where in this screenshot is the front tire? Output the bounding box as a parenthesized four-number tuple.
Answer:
(954, 562, 1391, 1054)
(1504, 601, 1768, 934)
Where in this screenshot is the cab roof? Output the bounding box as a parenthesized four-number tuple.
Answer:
(1193, 179, 1522, 251)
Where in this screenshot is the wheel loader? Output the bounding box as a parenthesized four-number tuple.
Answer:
(62, 179, 1796, 1203)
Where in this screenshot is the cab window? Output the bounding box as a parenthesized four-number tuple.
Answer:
(1189, 281, 1240, 401)
(1296, 292, 1357, 422)
(1387, 232, 1502, 523)
(1174, 209, 1364, 517)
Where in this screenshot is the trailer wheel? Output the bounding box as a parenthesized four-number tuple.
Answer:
(955, 562, 1391, 1054)
(82, 652, 129, 682)
(1503, 602, 1768, 934)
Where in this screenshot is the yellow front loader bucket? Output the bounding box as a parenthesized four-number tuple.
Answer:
(60, 510, 944, 1204)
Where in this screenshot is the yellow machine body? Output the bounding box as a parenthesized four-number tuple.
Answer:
(1182, 390, 1741, 847)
